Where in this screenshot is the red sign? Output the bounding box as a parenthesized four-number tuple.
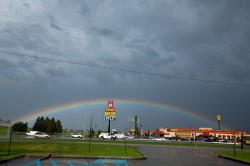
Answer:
(108, 100, 113, 108)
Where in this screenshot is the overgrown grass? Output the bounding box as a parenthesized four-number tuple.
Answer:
(215, 151, 250, 163)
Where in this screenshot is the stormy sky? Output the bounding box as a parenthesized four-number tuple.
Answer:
(0, 0, 250, 132)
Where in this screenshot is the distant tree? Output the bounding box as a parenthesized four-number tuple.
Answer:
(97, 129, 101, 136)
(56, 119, 62, 133)
(32, 116, 41, 131)
(51, 118, 57, 133)
(13, 122, 28, 134)
(90, 128, 95, 137)
(44, 116, 50, 133)
(33, 116, 46, 132)
(32, 116, 62, 134)
(39, 116, 46, 132)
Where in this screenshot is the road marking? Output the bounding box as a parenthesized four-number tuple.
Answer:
(23, 159, 128, 166)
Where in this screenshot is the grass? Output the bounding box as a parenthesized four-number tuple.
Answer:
(1, 131, 250, 163)
(0, 139, 142, 161)
(214, 151, 250, 163)
(0, 126, 8, 135)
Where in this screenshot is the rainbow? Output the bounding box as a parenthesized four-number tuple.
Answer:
(14, 98, 227, 129)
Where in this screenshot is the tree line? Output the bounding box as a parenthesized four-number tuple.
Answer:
(32, 116, 62, 134)
(11, 116, 63, 134)
(12, 122, 28, 133)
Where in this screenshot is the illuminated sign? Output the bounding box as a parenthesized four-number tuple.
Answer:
(104, 101, 116, 121)
(105, 111, 116, 116)
(104, 116, 116, 120)
(108, 100, 113, 108)
(105, 108, 116, 112)
(169, 129, 178, 132)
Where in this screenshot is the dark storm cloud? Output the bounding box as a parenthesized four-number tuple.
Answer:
(0, 0, 250, 132)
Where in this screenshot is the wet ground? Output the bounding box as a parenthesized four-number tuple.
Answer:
(1, 145, 248, 166)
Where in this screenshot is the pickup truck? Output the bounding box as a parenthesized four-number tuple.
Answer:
(98, 133, 116, 140)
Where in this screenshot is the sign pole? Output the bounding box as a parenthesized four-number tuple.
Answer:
(108, 119, 111, 133)
(104, 100, 116, 133)
(135, 116, 137, 138)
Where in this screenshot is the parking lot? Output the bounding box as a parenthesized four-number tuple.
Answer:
(1, 145, 248, 166)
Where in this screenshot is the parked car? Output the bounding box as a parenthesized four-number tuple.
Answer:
(115, 133, 125, 139)
(26, 131, 39, 136)
(33, 132, 50, 139)
(153, 137, 166, 141)
(71, 134, 83, 138)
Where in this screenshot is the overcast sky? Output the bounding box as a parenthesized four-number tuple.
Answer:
(0, 0, 250, 133)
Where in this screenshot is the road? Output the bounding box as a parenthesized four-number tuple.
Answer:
(129, 145, 248, 165)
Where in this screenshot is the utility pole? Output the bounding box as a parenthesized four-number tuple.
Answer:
(140, 124, 142, 138)
(135, 116, 138, 138)
(241, 131, 244, 150)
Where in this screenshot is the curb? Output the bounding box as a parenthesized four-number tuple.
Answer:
(48, 154, 146, 160)
(1, 146, 147, 163)
(0, 155, 25, 164)
(26, 154, 52, 161)
(3, 150, 146, 163)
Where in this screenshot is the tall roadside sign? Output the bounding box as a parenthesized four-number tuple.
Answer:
(217, 115, 221, 130)
(104, 100, 116, 133)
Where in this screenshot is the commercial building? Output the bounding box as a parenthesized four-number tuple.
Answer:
(141, 127, 248, 140)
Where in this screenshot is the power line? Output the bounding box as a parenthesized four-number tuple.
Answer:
(1, 49, 249, 87)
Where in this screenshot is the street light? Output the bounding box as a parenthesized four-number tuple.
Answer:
(83, 100, 91, 140)
(140, 124, 142, 138)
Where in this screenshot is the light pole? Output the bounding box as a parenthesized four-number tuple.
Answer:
(6, 120, 13, 155)
(140, 124, 142, 138)
(83, 100, 91, 140)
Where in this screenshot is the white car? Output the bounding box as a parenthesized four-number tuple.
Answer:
(71, 134, 83, 138)
(26, 131, 39, 136)
(153, 137, 166, 141)
(115, 133, 125, 139)
(33, 132, 50, 139)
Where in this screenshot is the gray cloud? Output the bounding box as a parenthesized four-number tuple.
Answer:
(0, 0, 250, 132)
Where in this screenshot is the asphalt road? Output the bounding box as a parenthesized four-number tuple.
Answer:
(128, 145, 248, 166)
(1, 145, 248, 166)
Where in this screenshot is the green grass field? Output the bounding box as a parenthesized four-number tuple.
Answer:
(0, 126, 8, 135)
(1, 126, 249, 163)
(0, 139, 142, 161)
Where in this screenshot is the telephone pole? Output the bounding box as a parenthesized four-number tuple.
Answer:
(135, 115, 138, 138)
